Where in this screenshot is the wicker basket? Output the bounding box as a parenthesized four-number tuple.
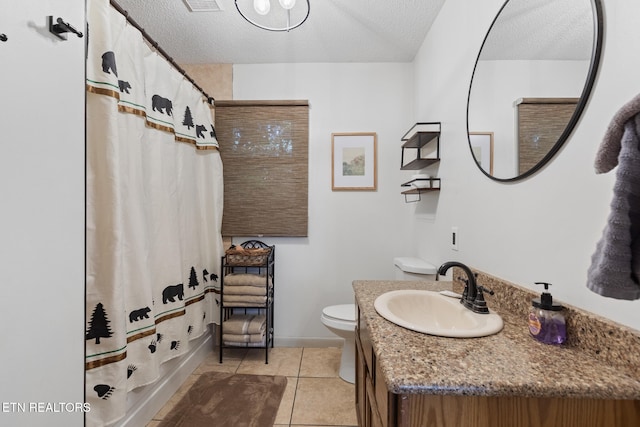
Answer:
(225, 247, 272, 266)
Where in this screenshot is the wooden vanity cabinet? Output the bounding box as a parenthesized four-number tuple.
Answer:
(355, 303, 640, 427)
(355, 305, 395, 427)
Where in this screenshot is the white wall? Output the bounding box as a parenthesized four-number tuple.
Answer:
(1, 1, 85, 426)
(232, 63, 418, 342)
(412, 0, 640, 330)
(234, 0, 640, 334)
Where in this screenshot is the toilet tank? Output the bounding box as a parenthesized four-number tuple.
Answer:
(393, 257, 437, 280)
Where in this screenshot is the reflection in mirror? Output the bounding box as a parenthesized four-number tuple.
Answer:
(467, 0, 603, 181)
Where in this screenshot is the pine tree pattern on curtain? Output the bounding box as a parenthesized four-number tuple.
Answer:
(85, 1, 224, 425)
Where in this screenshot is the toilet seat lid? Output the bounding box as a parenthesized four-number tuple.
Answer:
(322, 304, 356, 322)
(394, 257, 437, 275)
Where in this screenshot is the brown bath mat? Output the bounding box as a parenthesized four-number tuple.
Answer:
(158, 372, 287, 427)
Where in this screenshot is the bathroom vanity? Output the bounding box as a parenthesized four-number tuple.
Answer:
(353, 279, 640, 427)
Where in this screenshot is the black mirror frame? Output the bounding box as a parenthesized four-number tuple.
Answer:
(466, 0, 604, 182)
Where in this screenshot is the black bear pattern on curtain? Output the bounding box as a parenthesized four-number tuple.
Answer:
(85, 0, 224, 425)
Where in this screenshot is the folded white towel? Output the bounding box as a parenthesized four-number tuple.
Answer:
(223, 339, 266, 348)
(223, 285, 269, 296)
(223, 314, 266, 335)
(223, 273, 272, 288)
(223, 295, 267, 305)
(223, 332, 265, 344)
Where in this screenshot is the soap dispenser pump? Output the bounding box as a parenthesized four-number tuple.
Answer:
(528, 282, 566, 345)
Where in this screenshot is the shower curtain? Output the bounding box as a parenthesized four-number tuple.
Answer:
(85, 1, 224, 425)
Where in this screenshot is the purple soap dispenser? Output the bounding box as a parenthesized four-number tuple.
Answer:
(528, 282, 566, 345)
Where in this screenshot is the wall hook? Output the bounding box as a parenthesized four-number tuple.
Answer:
(48, 16, 84, 40)
(0, 34, 7, 42)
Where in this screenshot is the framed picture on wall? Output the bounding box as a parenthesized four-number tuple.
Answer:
(331, 132, 377, 191)
(469, 132, 494, 175)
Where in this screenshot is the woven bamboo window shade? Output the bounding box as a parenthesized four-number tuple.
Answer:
(516, 97, 578, 174)
(215, 100, 309, 237)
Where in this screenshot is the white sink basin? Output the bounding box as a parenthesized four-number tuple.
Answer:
(374, 290, 503, 338)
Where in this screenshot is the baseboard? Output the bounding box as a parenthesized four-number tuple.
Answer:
(110, 330, 213, 427)
(274, 336, 344, 348)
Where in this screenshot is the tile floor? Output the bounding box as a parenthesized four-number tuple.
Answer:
(146, 347, 358, 427)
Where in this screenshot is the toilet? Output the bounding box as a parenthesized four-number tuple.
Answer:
(321, 257, 437, 384)
(321, 304, 357, 383)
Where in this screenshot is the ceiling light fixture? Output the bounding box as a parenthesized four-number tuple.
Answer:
(235, 0, 310, 32)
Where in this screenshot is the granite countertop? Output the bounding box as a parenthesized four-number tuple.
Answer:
(353, 280, 640, 400)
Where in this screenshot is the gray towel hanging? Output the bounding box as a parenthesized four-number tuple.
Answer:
(587, 111, 640, 300)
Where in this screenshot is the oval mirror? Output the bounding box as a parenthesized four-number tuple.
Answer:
(467, 0, 603, 181)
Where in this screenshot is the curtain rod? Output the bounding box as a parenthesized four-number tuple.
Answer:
(215, 100, 309, 107)
(109, 0, 215, 105)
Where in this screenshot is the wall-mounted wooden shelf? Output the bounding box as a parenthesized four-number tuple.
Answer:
(400, 122, 441, 201)
(400, 178, 441, 203)
(401, 158, 440, 170)
(400, 122, 441, 170)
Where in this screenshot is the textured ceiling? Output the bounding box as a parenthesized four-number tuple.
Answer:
(113, 0, 446, 64)
(479, 0, 594, 61)
(112, 0, 595, 65)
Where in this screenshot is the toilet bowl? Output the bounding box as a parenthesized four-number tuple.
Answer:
(320, 304, 356, 383)
(321, 257, 436, 384)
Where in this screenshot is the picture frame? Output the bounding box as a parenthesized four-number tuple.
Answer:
(331, 132, 377, 191)
(469, 132, 494, 175)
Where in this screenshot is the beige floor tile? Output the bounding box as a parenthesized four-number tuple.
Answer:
(274, 376, 298, 425)
(150, 373, 199, 420)
(154, 347, 357, 426)
(218, 346, 251, 361)
(237, 347, 303, 377)
(193, 347, 246, 374)
(290, 377, 357, 426)
(299, 347, 341, 378)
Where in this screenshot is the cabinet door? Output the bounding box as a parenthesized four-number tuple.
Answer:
(374, 359, 393, 425)
(359, 309, 374, 372)
(366, 376, 385, 427)
(355, 331, 367, 426)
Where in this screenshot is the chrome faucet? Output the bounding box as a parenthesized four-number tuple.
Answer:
(437, 261, 493, 314)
